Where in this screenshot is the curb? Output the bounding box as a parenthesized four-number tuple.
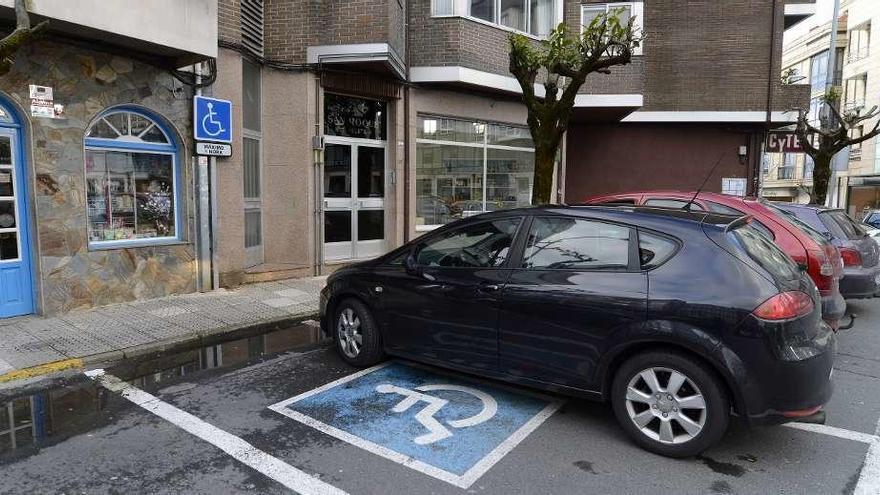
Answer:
(0, 311, 321, 387)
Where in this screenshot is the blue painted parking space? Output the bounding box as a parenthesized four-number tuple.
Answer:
(269, 362, 564, 488)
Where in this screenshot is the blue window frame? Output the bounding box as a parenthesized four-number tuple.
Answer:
(84, 108, 182, 249)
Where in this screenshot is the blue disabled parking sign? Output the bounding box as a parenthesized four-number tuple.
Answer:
(194, 95, 232, 143)
(269, 362, 563, 489)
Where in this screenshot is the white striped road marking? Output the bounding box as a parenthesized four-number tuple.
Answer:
(783, 422, 879, 444)
(85, 369, 348, 495)
(854, 417, 880, 495)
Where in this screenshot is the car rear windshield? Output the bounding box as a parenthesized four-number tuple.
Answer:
(762, 203, 829, 246)
(729, 223, 800, 283)
(820, 210, 866, 240)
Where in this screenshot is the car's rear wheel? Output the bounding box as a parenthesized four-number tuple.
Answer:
(333, 298, 384, 367)
(611, 350, 729, 458)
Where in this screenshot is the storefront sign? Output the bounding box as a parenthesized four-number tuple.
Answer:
(196, 142, 232, 157)
(29, 84, 60, 118)
(324, 93, 387, 140)
(766, 132, 803, 153)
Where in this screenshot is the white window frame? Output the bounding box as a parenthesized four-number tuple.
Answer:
(416, 114, 535, 231)
(431, 0, 563, 40)
(580, 1, 644, 56)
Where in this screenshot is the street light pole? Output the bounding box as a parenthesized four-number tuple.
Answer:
(825, 0, 843, 206)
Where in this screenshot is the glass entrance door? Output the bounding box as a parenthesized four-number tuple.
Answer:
(0, 129, 34, 318)
(323, 141, 386, 261)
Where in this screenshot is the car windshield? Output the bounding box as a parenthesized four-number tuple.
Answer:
(820, 210, 866, 240)
(729, 223, 800, 283)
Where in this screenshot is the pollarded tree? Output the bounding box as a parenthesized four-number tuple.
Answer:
(0, 0, 48, 76)
(509, 10, 640, 204)
(795, 90, 880, 204)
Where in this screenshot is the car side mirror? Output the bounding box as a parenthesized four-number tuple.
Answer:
(797, 262, 808, 273)
(404, 253, 419, 275)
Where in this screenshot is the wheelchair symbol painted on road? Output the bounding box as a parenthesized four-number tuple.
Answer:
(376, 383, 498, 445)
(269, 362, 564, 489)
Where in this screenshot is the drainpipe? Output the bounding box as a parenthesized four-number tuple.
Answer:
(762, 0, 780, 197)
(403, 0, 412, 243)
(313, 73, 323, 276)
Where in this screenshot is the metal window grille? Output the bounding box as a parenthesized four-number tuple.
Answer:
(241, 0, 264, 58)
(244, 210, 262, 248)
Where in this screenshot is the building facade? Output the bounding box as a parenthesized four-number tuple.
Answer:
(763, 13, 848, 203)
(0, 1, 216, 317)
(212, 0, 813, 288)
(766, 0, 880, 218)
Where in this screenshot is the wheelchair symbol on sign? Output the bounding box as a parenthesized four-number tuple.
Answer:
(201, 102, 226, 137)
(376, 383, 498, 445)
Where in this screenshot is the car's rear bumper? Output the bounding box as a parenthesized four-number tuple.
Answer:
(840, 266, 880, 298)
(820, 291, 846, 325)
(740, 328, 837, 426)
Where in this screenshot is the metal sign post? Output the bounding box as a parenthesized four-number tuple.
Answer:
(193, 94, 233, 291)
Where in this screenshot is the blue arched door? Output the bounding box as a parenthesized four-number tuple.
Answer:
(0, 102, 35, 318)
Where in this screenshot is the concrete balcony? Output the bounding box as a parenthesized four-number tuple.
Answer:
(785, 0, 816, 30)
(0, 0, 217, 67)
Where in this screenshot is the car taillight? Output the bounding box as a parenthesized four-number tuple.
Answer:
(807, 249, 835, 295)
(840, 247, 862, 267)
(818, 252, 834, 277)
(752, 291, 814, 320)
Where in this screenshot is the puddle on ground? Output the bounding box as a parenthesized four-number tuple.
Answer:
(0, 322, 328, 459)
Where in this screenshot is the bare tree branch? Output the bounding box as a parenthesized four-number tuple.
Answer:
(0, 0, 49, 75)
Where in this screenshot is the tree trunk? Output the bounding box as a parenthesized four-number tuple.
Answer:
(811, 154, 833, 205)
(532, 144, 557, 205)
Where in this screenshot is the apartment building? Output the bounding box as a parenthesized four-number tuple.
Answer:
(765, 0, 880, 217)
(763, 13, 848, 203)
(0, 1, 217, 318)
(212, 0, 813, 287)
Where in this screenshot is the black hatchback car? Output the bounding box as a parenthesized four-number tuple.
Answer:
(319, 206, 836, 457)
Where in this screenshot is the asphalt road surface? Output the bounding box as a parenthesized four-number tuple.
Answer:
(2, 300, 880, 495)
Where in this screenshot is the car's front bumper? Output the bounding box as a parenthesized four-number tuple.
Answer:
(319, 285, 331, 337)
(840, 266, 880, 299)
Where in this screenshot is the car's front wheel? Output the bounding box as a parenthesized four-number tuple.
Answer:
(332, 298, 384, 367)
(611, 350, 730, 458)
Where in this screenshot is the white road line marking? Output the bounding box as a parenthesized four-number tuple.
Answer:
(783, 422, 879, 444)
(84, 369, 348, 495)
(854, 416, 880, 495)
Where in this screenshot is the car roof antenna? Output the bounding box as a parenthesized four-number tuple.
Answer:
(683, 152, 726, 212)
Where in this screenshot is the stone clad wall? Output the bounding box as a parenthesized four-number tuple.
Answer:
(2, 39, 197, 315)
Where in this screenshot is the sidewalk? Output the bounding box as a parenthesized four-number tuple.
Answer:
(0, 276, 326, 383)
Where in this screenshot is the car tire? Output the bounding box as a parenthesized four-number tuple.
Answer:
(332, 298, 385, 367)
(611, 350, 730, 458)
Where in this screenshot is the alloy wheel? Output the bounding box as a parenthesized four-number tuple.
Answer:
(624, 367, 707, 445)
(337, 307, 363, 359)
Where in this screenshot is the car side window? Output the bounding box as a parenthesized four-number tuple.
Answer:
(415, 218, 521, 268)
(706, 201, 743, 216)
(639, 231, 679, 269)
(644, 198, 705, 211)
(522, 217, 632, 270)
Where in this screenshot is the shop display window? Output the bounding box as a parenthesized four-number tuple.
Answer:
(84, 109, 179, 248)
(416, 115, 535, 228)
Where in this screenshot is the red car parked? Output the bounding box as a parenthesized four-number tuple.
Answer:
(584, 191, 846, 328)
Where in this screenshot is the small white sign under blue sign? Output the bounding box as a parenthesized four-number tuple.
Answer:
(193, 95, 232, 144)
